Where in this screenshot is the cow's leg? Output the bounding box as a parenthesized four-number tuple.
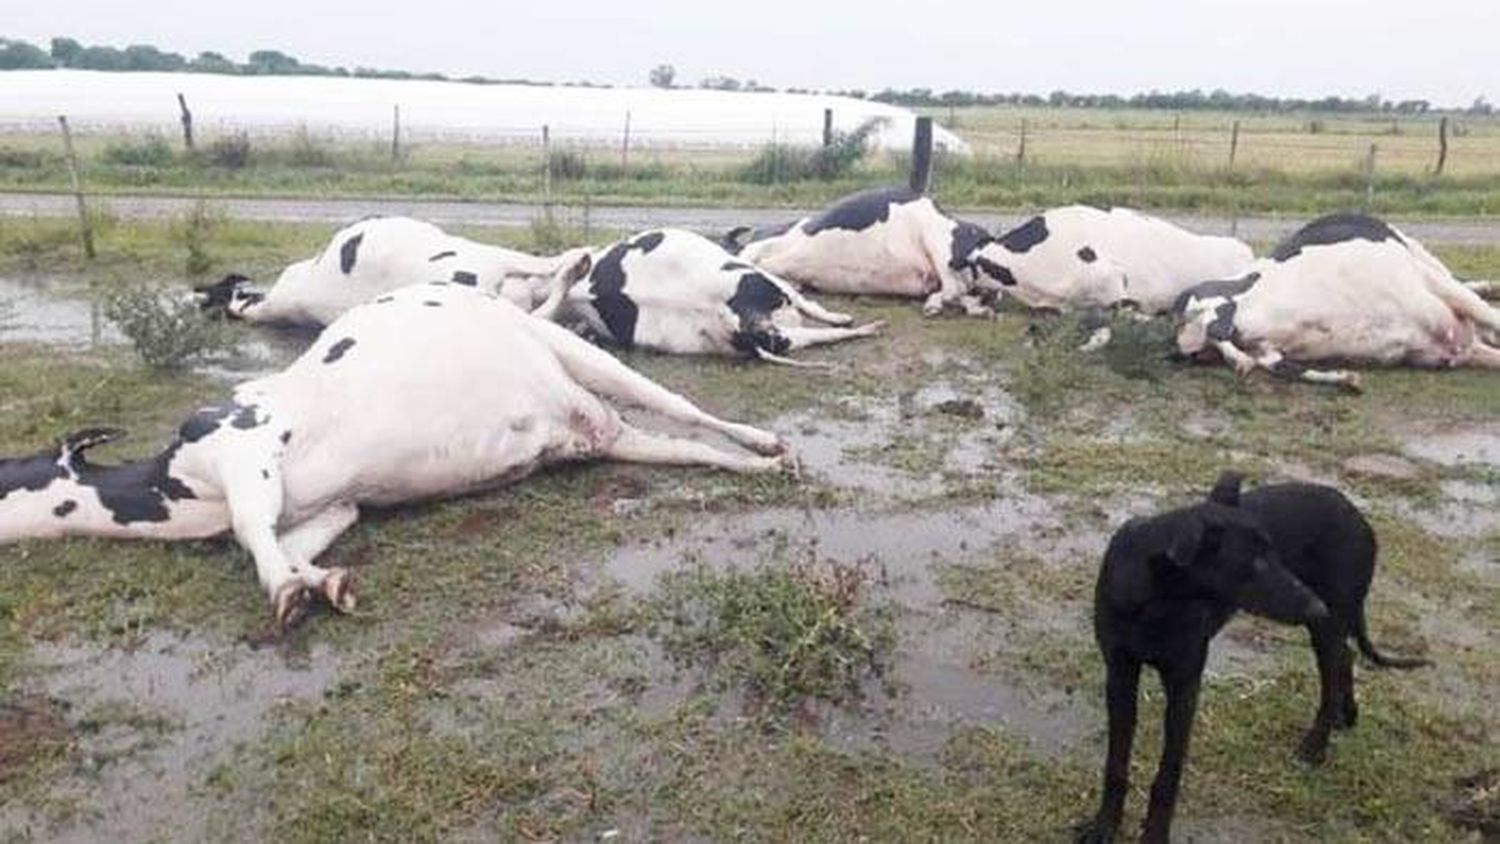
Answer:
(524, 318, 786, 455)
(218, 456, 310, 628)
(1466, 280, 1499, 300)
(768, 277, 854, 326)
(778, 322, 886, 350)
(1462, 341, 1500, 368)
(1217, 342, 1361, 391)
(603, 423, 789, 474)
(277, 502, 360, 613)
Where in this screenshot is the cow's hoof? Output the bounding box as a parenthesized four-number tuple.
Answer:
(777, 452, 803, 480)
(825, 311, 856, 327)
(857, 319, 888, 336)
(1341, 373, 1364, 394)
(273, 581, 311, 632)
(322, 567, 358, 613)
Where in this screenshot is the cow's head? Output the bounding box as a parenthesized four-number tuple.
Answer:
(194, 270, 275, 319)
(1171, 287, 1235, 358)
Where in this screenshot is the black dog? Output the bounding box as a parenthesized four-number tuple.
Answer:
(1077, 473, 1429, 843)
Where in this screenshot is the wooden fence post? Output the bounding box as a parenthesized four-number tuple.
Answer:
(176, 93, 194, 151)
(542, 124, 553, 214)
(909, 116, 933, 194)
(1228, 120, 1240, 170)
(1434, 116, 1449, 176)
(1017, 118, 1028, 171)
(621, 110, 631, 171)
(56, 116, 95, 261)
(391, 105, 401, 161)
(822, 108, 834, 147)
(1364, 143, 1378, 209)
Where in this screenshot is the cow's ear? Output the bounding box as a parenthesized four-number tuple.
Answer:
(1208, 471, 1243, 506)
(723, 226, 752, 249)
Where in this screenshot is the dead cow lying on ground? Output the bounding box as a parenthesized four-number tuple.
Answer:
(1174, 213, 1500, 389)
(723, 185, 1006, 316)
(534, 228, 883, 365)
(195, 216, 589, 326)
(1078, 473, 1428, 844)
(0, 282, 791, 628)
(976, 205, 1253, 313)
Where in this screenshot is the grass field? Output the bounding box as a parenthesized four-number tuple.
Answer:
(3, 106, 1500, 215)
(1, 217, 1498, 841)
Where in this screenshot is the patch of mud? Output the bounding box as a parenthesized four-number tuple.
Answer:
(0, 631, 339, 843)
(0, 695, 72, 782)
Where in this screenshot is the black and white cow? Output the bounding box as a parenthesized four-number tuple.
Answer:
(724, 186, 1005, 317)
(195, 216, 589, 326)
(533, 228, 883, 364)
(967, 205, 1254, 313)
(1, 282, 791, 627)
(1174, 213, 1500, 389)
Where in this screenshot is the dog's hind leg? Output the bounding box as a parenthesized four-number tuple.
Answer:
(1299, 618, 1349, 765)
(1140, 669, 1203, 844)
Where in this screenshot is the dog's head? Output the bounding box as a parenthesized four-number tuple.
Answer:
(1110, 472, 1329, 623)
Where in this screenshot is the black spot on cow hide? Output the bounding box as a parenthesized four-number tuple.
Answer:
(1206, 301, 1239, 342)
(721, 260, 753, 272)
(423, 301, 442, 307)
(727, 272, 793, 356)
(1077, 246, 1098, 263)
(1171, 272, 1261, 316)
(584, 235, 668, 348)
(0, 451, 66, 502)
(451, 271, 478, 286)
(323, 337, 356, 364)
(1271, 213, 1403, 261)
(948, 220, 993, 272)
(375, 295, 395, 304)
(280, 430, 293, 444)
(261, 469, 271, 480)
(53, 499, 77, 518)
(429, 250, 457, 261)
(975, 256, 1018, 286)
(997, 215, 1049, 253)
(802, 186, 922, 236)
(339, 233, 365, 274)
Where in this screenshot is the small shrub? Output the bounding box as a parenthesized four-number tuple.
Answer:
(285, 126, 332, 167)
(547, 149, 588, 180)
(102, 135, 175, 167)
(207, 133, 252, 169)
(102, 284, 232, 370)
(1098, 312, 1177, 381)
(1009, 313, 1094, 415)
(173, 200, 225, 275)
(0, 146, 53, 168)
(648, 555, 896, 713)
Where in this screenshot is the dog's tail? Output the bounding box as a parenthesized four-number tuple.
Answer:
(1353, 610, 1432, 669)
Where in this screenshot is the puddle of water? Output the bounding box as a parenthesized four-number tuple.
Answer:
(0, 277, 118, 346)
(594, 499, 1103, 753)
(1, 631, 339, 843)
(1405, 429, 1500, 468)
(1, 276, 314, 380)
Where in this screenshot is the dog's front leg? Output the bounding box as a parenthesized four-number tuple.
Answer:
(1078, 652, 1142, 843)
(1140, 669, 1203, 844)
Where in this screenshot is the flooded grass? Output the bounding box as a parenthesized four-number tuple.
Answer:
(0, 234, 1498, 840)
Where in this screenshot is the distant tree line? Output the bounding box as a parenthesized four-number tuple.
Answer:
(0, 36, 606, 87)
(2, 36, 1494, 116)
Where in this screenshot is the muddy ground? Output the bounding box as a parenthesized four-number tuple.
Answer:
(1, 236, 1498, 842)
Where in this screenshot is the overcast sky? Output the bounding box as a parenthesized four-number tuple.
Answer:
(6, 0, 1497, 106)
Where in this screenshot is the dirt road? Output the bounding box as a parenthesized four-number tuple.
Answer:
(3, 191, 1498, 245)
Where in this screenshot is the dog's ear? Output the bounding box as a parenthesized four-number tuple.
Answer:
(1166, 517, 1205, 567)
(1208, 471, 1243, 506)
